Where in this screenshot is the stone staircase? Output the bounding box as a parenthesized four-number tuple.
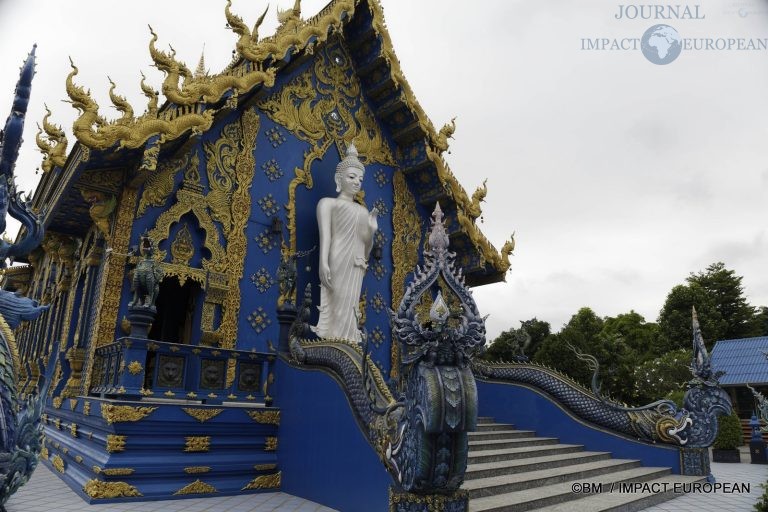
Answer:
(466, 417, 705, 512)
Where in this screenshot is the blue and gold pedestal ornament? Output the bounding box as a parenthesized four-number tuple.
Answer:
(389, 488, 469, 512)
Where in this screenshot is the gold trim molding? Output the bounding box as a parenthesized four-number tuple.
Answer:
(173, 479, 217, 495)
(83, 480, 142, 499)
(242, 471, 281, 490)
(101, 405, 158, 424)
(245, 410, 280, 425)
(181, 408, 224, 423)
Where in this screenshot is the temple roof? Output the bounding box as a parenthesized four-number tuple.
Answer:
(30, 0, 513, 284)
(711, 337, 768, 386)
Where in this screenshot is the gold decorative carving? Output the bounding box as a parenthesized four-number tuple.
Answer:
(242, 471, 281, 490)
(69, 399, 78, 410)
(149, 26, 276, 108)
(254, 463, 277, 471)
(137, 154, 187, 215)
(390, 171, 422, 380)
(245, 410, 280, 426)
(172, 479, 217, 496)
(164, 390, 176, 397)
(227, 0, 354, 64)
(184, 466, 211, 474)
(53, 418, 61, 430)
(101, 468, 135, 476)
(226, 359, 236, 388)
(425, 146, 510, 273)
(170, 224, 195, 265)
(80, 190, 117, 238)
(35, 105, 68, 173)
(66, 59, 215, 150)
(83, 480, 142, 499)
(52, 397, 63, 409)
(217, 109, 261, 348)
(69, 423, 78, 438)
(264, 437, 278, 451)
(51, 455, 65, 474)
(83, 401, 91, 416)
(75, 456, 83, 463)
(83, 186, 138, 395)
(139, 388, 154, 396)
(105, 435, 127, 453)
(181, 408, 224, 423)
(148, 193, 226, 274)
(184, 436, 211, 452)
(101, 405, 158, 424)
(41, 446, 49, 460)
(259, 44, 394, 303)
(127, 361, 143, 375)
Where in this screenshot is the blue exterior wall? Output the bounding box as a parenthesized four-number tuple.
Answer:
(274, 359, 391, 512)
(476, 379, 681, 473)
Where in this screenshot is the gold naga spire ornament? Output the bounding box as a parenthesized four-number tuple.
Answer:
(35, 105, 68, 173)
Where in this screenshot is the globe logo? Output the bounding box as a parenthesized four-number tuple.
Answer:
(641, 24, 682, 65)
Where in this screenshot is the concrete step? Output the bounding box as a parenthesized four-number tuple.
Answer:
(468, 444, 585, 465)
(468, 466, 673, 512)
(476, 423, 518, 432)
(469, 430, 539, 441)
(478, 417, 496, 424)
(534, 474, 706, 512)
(464, 458, 644, 499)
(469, 437, 560, 452)
(466, 451, 613, 481)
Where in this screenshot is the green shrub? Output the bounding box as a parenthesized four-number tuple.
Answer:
(754, 481, 768, 512)
(713, 412, 743, 450)
(664, 389, 685, 408)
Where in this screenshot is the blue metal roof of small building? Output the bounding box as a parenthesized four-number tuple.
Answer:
(711, 336, 768, 386)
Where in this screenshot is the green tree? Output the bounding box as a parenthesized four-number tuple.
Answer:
(754, 306, 768, 337)
(688, 262, 760, 340)
(482, 318, 551, 362)
(534, 308, 605, 387)
(658, 283, 726, 351)
(633, 349, 692, 403)
(601, 311, 660, 359)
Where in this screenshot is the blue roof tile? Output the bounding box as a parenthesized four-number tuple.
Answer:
(711, 336, 768, 386)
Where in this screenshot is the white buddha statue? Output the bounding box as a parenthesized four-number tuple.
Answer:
(312, 143, 378, 343)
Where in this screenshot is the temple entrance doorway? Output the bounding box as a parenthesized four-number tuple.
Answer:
(148, 277, 199, 344)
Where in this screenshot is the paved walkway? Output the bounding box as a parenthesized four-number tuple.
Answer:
(6, 464, 337, 512)
(645, 461, 767, 512)
(6, 459, 767, 511)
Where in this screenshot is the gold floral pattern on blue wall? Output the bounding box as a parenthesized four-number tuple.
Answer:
(250, 268, 274, 293)
(247, 307, 271, 334)
(371, 292, 385, 314)
(374, 168, 388, 188)
(265, 126, 286, 148)
(370, 260, 386, 280)
(372, 198, 389, 216)
(255, 229, 277, 253)
(261, 158, 284, 182)
(258, 194, 280, 216)
(370, 326, 385, 348)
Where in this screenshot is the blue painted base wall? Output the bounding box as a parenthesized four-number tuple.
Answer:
(476, 379, 681, 473)
(274, 359, 391, 512)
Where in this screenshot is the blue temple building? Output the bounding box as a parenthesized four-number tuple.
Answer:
(1, 1, 733, 511)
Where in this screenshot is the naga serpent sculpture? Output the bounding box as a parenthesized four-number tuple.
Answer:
(289, 203, 485, 509)
(0, 47, 56, 511)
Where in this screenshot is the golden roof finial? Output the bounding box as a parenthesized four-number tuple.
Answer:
(107, 76, 134, 123)
(225, 0, 270, 62)
(194, 44, 207, 79)
(139, 71, 159, 116)
(35, 104, 68, 173)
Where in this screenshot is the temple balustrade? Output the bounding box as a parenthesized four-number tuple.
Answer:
(90, 338, 275, 405)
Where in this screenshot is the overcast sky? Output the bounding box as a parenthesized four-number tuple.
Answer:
(1, 0, 767, 341)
